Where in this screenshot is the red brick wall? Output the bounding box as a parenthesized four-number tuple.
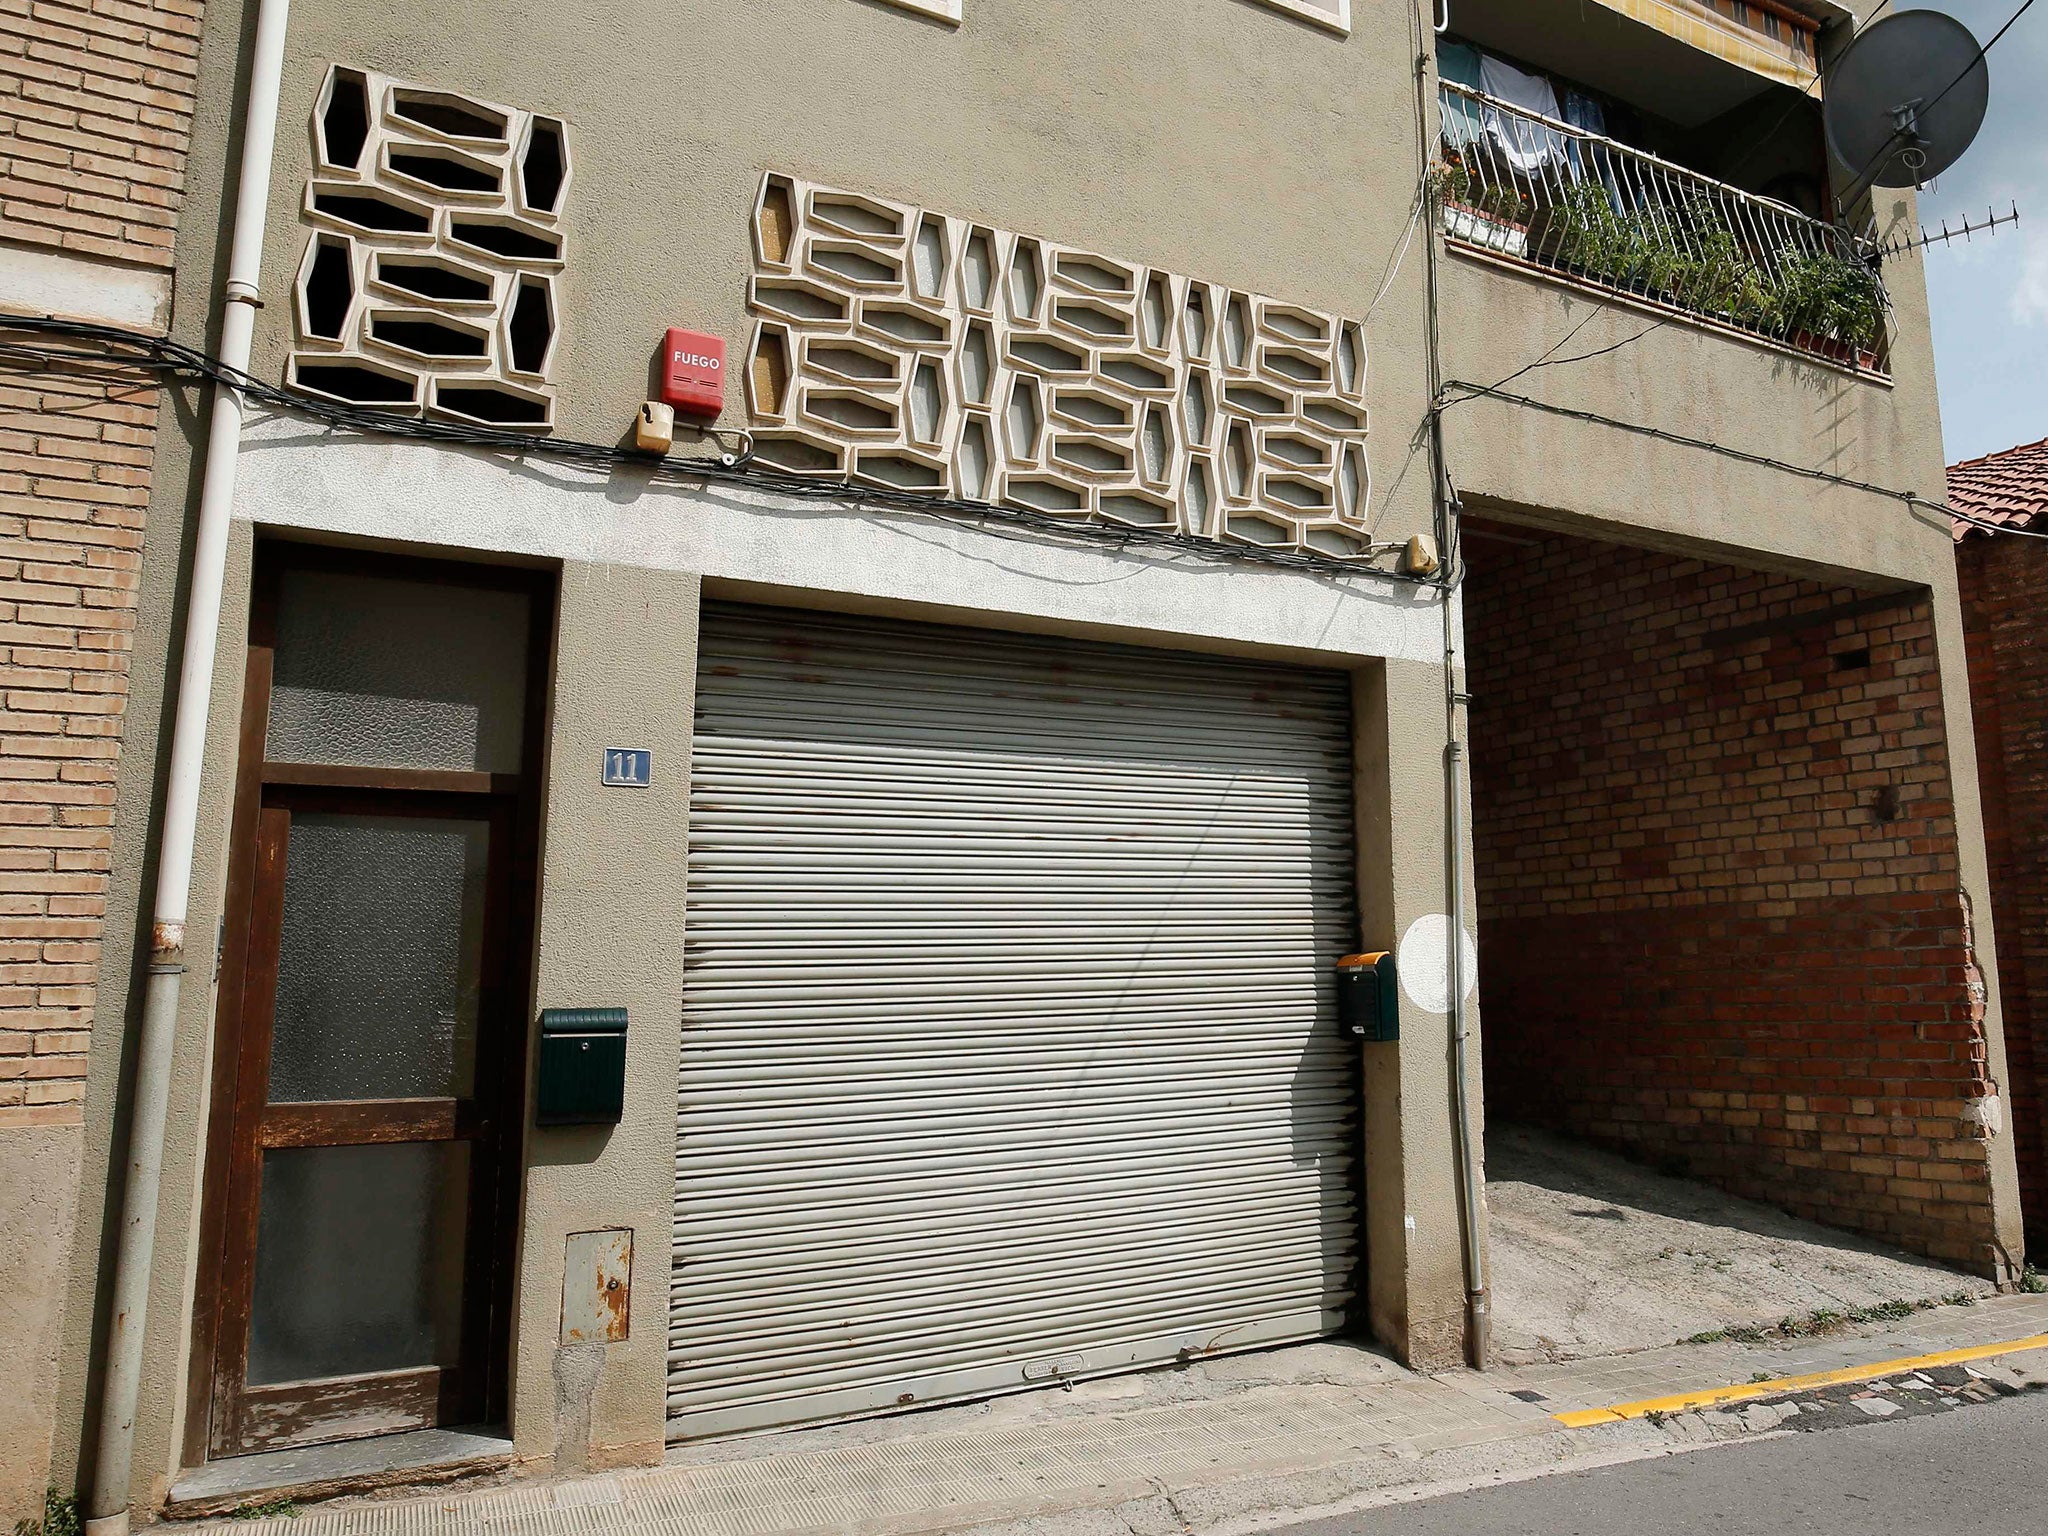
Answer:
(1956, 531, 2048, 1244)
(0, 0, 202, 266)
(0, 365, 143, 1128)
(1466, 522, 2001, 1271)
(0, 0, 201, 1127)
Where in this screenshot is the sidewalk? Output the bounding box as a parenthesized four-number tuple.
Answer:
(176, 1293, 2048, 1536)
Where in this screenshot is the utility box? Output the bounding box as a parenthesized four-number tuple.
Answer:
(536, 1007, 628, 1126)
(659, 327, 726, 418)
(1335, 952, 1399, 1043)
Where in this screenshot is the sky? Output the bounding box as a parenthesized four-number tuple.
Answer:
(1908, 1, 2048, 463)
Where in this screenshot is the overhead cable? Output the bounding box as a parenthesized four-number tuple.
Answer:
(1437, 377, 2048, 538)
(1840, 0, 2040, 202)
(0, 314, 1451, 590)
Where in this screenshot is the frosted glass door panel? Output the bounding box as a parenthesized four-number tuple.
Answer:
(266, 568, 531, 772)
(267, 812, 490, 1103)
(246, 1141, 472, 1385)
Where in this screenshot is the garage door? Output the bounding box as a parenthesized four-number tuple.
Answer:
(669, 602, 1361, 1439)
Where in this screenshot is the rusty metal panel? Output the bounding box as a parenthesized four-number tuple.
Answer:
(562, 1228, 632, 1344)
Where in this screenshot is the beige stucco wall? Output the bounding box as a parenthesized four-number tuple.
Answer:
(47, 518, 255, 1512)
(243, 0, 1440, 553)
(1436, 213, 1954, 591)
(0, 1124, 84, 1528)
(49, 5, 1480, 1509)
(515, 562, 700, 1472)
(44, 0, 257, 1505)
(1354, 657, 1483, 1371)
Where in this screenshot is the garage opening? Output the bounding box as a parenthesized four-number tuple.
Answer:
(1461, 519, 2006, 1358)
(668, 602, 1364, 1438)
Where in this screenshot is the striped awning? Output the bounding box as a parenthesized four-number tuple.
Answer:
(1588, 0, 1847, 94)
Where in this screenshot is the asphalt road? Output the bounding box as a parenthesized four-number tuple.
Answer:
(1275, 1386, 2048, 1536)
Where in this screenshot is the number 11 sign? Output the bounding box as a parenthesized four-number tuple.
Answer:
(602, 748, 652, 787)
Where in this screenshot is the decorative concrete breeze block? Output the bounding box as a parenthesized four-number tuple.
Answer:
(744, 174, 1376, 561)
(288, 64, 571, 432)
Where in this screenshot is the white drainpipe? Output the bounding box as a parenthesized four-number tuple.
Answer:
(85, 2, 292, 1531)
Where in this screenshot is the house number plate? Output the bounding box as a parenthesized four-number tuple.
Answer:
(602, 747, 652, 787)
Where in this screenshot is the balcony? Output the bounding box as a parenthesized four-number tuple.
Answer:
(1436, 79, 1888, 376)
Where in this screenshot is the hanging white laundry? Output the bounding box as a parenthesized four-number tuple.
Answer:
(1478, 53, 1569, 175)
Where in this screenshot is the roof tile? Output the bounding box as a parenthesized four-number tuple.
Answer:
(1948, 436, 2048, 540)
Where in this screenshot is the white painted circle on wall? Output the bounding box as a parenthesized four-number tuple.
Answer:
(1398, 914, 1478, 1016)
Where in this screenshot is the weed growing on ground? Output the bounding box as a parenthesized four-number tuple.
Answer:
(1680, 1291, 1979, 1348)
(1847, 1298, 1922, 1324)
(1778, 1308, 1845, 1337)
(12, 1491, 79, 1536)
(228, 1499, 302, 1521)
(2019, 1265, 2048, 1295)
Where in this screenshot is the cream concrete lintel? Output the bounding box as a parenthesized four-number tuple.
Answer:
(0, 241, 173, 332)
(230, 415, 1451, 670)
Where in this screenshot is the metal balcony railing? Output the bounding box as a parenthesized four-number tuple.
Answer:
(1437, 80, 1889, 373)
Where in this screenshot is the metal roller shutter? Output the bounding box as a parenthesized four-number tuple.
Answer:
(669, 602, 1361, 1439)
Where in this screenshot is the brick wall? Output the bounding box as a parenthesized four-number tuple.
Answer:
(0, 0, 202, 266)
(1466, 521, 2002, 1272)
(0, 0, 202, 1128)
(0, 366, 142, 1127)
(1956, 531, 2048, 1244)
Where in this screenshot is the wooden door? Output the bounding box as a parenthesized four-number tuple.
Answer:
(193, 546, 548, 1458)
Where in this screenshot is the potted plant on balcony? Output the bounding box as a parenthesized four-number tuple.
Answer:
(1545, 181, 1687, 303)
(1432, 161, 1532, 258)
(1771, 248, 1887, 368)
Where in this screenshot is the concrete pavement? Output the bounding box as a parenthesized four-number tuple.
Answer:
(1485, 1124, 1996, 1365)
(172, 1293, 2048, 1536)
(1270, 1375, 2048, 1536)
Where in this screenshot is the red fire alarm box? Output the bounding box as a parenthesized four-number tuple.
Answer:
(660, 328, 726, 418)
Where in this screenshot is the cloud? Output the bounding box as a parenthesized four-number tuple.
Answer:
(2014, 232, 2048, 326)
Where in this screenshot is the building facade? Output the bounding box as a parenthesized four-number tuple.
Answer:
(2, 0, 2029, 1526)
(1950, 436, 2048, 1252)
(0, 0, 206, 1525)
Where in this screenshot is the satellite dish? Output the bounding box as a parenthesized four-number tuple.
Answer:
(1823, 8, 1990, 191)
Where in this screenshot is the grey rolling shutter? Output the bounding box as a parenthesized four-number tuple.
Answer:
(669, 602, 1361, 1439)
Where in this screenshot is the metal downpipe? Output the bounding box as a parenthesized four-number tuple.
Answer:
(1416, 10, 1488, 1367)
(1444, 736, 1490, 1368)
(85, 3, 293, 1531)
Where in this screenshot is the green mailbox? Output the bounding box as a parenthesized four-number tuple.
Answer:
(1335, 952, 1400, 1043)
(536, 1007, 628, 1126)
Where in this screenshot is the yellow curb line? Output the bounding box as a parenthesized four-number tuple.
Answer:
(1552, 1331, 2048, 1428)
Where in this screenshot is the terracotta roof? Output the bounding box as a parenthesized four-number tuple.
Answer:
(1948, 436, 2048, 540)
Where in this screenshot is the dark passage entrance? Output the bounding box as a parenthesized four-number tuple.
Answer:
(1461, 518, 2003, 1277)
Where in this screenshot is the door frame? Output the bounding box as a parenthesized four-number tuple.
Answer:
(183, 541, 553, 1463)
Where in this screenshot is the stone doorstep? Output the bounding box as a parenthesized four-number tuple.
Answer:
(163, 1427, 517, 1520)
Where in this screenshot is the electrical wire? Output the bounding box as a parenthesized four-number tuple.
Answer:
(0, 313, 1453, 589)
(1840, 0, 2040, 205)
(1429, 1, 1902, 409)
(1364, 182, 1428, 323)
(1446, 307, 1670, 404)
(1439, 375, 2048, 537)
(1417, 9, 2042, 541)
